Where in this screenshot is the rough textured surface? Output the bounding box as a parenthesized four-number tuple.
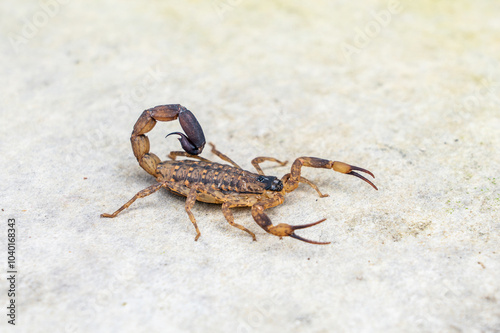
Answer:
(1, 1, 499, 332)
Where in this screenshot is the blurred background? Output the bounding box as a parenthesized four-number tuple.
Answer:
(1, 1, 499, 332)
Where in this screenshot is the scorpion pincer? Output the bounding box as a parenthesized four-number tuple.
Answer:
(101, 104, 378, 245)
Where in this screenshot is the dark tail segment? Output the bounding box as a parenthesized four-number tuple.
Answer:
(177, 107, 206, 155)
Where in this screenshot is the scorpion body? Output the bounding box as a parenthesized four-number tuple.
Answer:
(157, 159, 283, 205)
(102, 104, 378, 245)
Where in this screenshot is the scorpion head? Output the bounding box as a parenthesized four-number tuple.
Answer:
(257, 175, 283, 192)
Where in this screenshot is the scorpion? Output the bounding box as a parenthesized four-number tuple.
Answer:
(101, 104, 378, 245)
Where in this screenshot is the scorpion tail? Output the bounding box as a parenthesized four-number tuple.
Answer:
(130, 105, 206, 176)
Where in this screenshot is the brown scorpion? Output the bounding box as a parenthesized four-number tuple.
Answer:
(101, 104, 378, 244)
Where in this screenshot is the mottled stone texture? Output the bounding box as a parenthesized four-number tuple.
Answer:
(1, 1, 499, 332)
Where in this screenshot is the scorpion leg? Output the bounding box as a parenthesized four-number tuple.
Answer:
(251, 157, 287, 175)
(284, 157, 378, 193)
(185, 186, 202, 241)
(281, 173, 329, 198)
(251, 195, 330, 245)
(221, 202, 257, 241)
(101, 182, 168, 218)
(168, 151, 212, 163)
(208, 143, 242, 169)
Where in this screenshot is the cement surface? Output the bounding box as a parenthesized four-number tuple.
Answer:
(1, 1, 499, 332)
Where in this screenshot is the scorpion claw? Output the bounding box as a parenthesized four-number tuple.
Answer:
(290, 218, 331, 244)
(290, 233, 331, 245)
(348, 171, 378, 191)
(290, 218, 327, 230)
(350, 165, 375, 179)
(332, 162, 378, 190)
(271, 219, 330, 245)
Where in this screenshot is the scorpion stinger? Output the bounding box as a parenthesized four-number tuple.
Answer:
(165, 106, 206, 155)
(166, 132, 204, 156)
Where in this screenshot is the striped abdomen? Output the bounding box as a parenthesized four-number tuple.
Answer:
(156, 160, 270, 194)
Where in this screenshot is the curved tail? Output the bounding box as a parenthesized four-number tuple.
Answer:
(130, 104, 205, 176)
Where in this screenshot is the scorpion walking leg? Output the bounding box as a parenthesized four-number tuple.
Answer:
(185, 186, 202, 241)
(283, 157, 378, 193)
(251, 195, 330, 245)
(251, 157, 287, 175)
(221, 202, 257, 241)
(168, 151, 212, 163)
(101, 182, 167, 218)
(208, 143, 242, 169)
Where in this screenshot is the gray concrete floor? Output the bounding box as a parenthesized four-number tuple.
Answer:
(1, 1, 499, 332)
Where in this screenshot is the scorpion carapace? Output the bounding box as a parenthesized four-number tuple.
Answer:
(256, 175, 283, 191)
(102, 104, 378, 245)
